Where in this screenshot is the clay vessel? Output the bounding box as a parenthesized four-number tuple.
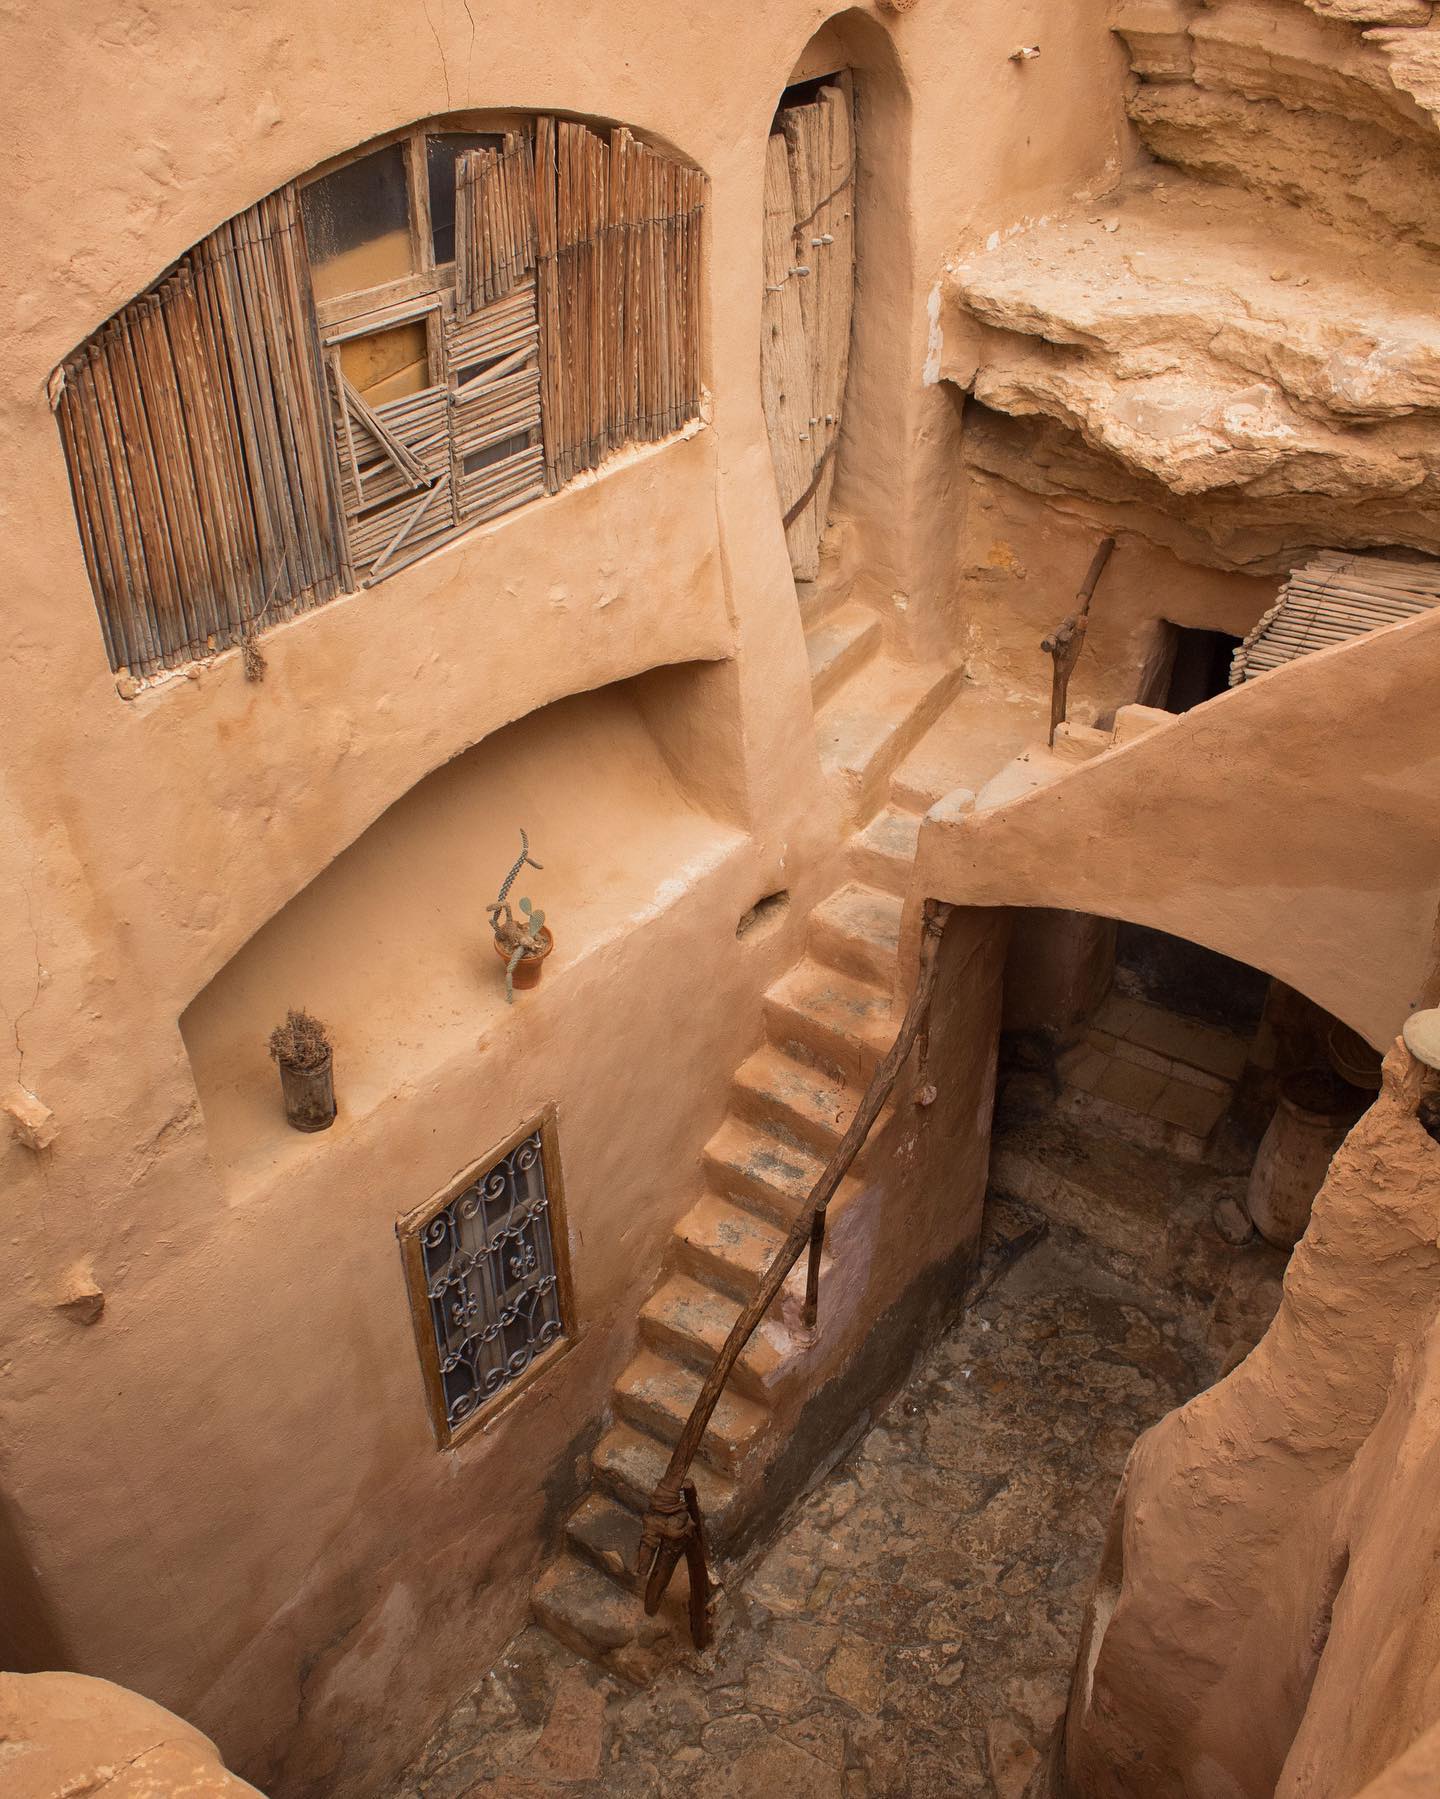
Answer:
(1247, 1069, 1363, 1248)
(278, 1050, 336, 1133)
(495, 926, 554, 992)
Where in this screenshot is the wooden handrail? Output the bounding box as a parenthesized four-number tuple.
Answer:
(1041, 534, 1115, 745)
(636, 898, 955, 1644)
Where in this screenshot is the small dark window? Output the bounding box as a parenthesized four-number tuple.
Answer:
(463, 432, 534, 475)
(301, 143, 414, 303)
(427, 131, 504, 266)
(398, 1115, 570, 1446)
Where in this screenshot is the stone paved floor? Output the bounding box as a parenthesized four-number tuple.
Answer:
(391, 1169, 1283, 1799)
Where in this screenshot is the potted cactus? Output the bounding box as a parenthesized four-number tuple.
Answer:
(488, 830, 554, 1002)
(268, 1007, 336, 1132)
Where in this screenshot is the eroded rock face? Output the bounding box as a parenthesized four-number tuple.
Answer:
(944, 0, 1440, 572)
(1058, 1046, 1440, 1797)
(0, 1672, 265, 1796)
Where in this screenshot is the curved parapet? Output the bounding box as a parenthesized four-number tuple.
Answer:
(911, 604, 1440, 1047)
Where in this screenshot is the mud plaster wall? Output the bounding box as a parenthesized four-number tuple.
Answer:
(911, 605, 1440, 1051)
(954, 468, 1275, 722)
(0, 3, 1130, 1795)
(1057, 1042, 1440, 1799)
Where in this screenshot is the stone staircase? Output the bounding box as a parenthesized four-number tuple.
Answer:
(531, 567, 1055, 1680)
(532, 865, 907, 1679)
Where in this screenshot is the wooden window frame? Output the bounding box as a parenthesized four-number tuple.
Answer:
(396, 1106, 576, 1450)
(305, 115, 530, 333)
(56, 110, 706, 681)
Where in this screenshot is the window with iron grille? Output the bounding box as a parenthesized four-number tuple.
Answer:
(398, 1112, 571, 1446)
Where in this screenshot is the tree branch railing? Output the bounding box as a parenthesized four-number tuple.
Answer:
(1041, 534, 1115, 746)
(635, 898, 955, 1647)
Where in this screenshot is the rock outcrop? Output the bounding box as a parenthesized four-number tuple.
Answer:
(0, 1672, 265, 1796)
(943, 0, 1440, 572)
(1057, 1044, 1440, 1798)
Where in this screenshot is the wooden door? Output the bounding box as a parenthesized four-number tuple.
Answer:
(760, 85, 854, 583)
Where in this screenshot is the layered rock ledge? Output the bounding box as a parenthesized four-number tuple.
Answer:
(941, 173, 1440, 570)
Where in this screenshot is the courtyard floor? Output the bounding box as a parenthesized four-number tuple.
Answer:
(391, 1111, 1285, 1799)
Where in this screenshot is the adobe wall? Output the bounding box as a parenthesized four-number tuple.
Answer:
(0, 3, 1128, 1795)
(1057, 1040, 1440, 1799)
(911, 606, 1440, 1051)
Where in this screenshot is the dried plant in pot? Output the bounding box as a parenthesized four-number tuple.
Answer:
(488, 830, 554, 1003)
(268, 1008, 336, 1133)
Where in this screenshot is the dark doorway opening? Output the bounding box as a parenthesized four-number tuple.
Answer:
(1163, 625, 1241, 713)
(1115, 922, 1268, 1036)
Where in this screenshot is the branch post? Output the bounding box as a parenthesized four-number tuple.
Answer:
(636, 897, 955, 1644)
(1042, 534, 1116, 745)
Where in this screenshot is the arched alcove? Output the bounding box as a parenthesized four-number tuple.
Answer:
(760, 11, 912, 609)
(180, 662, 745, 1193)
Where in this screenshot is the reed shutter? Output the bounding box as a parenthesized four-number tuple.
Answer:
(54, 187, 344, 677)
(454, 135, 539, 315)
(443, 131, 546, 536)
(535, 118, 704, 492)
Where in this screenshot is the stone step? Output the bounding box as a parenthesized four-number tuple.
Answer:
(702, 1114, 827, 1225)
(1056, 1084, 1221, 1163)
(809, 881, 903, 987)
(565, 1490, 646, 1594)
(613, 1349, 770, 1476)
(1088, 992, 1248, 1085)
(891, 688, 1050, 814)
(850, 804, 922, 897)
(591, 1421, 740, 1536)
(639, 1273, 796, 1403)
(988, 1109, 1217, 1264)
(532, 1551, 692, 1682)
(729, 1043, 858, 1159)
(674, 1192, 789, 1301)
(532, 1553, 649, 1663)
(816, 655, 964, 826)
(805, 602, 882, 706)
(764, 957, 900, 1084)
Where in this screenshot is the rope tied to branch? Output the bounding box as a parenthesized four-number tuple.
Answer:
(637, 1477, 710, 1650)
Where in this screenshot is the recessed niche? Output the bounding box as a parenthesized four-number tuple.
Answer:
(181, 669, 742, 1192)
(736, 890, 791, 940)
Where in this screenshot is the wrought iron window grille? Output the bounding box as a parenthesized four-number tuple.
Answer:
(398, 1109, 572, 1447)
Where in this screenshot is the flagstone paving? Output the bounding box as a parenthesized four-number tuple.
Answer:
(392, 1157, 1283, 1798)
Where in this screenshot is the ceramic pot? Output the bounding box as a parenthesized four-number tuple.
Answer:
(1246, 1069, 1363, 1248)
(278, 1050, 336, 1133)
(495, 926, 554, 992)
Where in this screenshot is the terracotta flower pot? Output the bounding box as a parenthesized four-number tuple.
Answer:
(495, 926, 554, 993)
(1246, 1068, 1365, 1248)
(278, 1049, 336, 1133)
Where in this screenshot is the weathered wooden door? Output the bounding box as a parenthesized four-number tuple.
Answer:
(760, 86, 855, 582)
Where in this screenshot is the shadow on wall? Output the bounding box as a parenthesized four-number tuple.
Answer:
(180, 660, 746, 1194)
(0, 1491, 69, 1673)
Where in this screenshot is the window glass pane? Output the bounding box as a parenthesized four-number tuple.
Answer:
(427, 131, 504, 266)
(463, 432, 532, 475)
(339, 320, 430, 406)
(302, 144, 414, 303)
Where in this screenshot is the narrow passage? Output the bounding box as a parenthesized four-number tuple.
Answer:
(394, 1141, 1284, 1798)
